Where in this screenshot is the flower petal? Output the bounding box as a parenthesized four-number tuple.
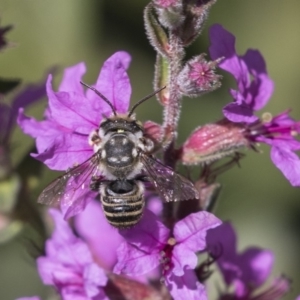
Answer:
(172, 244, 198, 276)
(114, 241, 161, 276)
(120, 209, 170, 253)
(61, 185, 97, 220)
(33, 130, 92, 171)
(270, 141, 300, 186)
(209, 24, 248, 87)
(47, 75, 99, 134)
(239, 248, 274, 287)
(83, 263, 108, 297)
(58, 62, 86, 97)
(4, 79, 46, 142)
(75, 200, 124, 270)
(223, 101, 258, 124)
(87, 51, 131, 115)
(206, 222, 239, 285)
(37, 256, 82, 285)
(166, 268, 208, 300)
(48, 209, 77, 245)
(174, 211, 221, 252)
(242, 49, 274, 110)
(18, 107, 93, 170)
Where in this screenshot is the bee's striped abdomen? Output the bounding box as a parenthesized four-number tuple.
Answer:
(101, 180, 145, 229)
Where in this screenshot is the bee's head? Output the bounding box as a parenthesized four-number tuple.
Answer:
(99, 116, 143, 135)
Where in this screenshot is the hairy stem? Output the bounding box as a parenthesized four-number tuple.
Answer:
(162, 30, 184, 149)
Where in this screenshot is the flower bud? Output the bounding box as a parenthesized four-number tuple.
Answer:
(153, 0, 184, 30)
(177, 54, 222, 97)
(144, 120, 162, 145)
(181, 119, 249, 165)
(179, 0, 217, 46)
(144, 4, 170, 58)
(195, 180, 221, 212)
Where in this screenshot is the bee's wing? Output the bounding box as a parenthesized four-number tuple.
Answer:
(140, 154, 199, 202)
(38, 152, 101, 208)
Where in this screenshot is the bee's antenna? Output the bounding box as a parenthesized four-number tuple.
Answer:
(80, 81, 117, 116)
(128, 86, 166, 117)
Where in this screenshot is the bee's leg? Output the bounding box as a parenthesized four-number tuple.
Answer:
(90, 176, 106, 191)
(135, 174, 150, 182)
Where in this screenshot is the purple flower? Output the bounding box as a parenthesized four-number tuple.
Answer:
(37, 209, 108, 300)
(114, 209, 221, 299)
(209, 24, 300, 186)
(74, 199, 124, 270)
(1, 81, 46, 146)
(18, 51, 131, 171)
(206, 222, 290, 299)
(0, 79, 46, 179)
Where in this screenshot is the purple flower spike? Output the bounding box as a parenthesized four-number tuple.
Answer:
(18, 51, 132, 171)
(114, 209, 221, 299)
(37, 209, 108, 300)
(209, 24, 300, 186)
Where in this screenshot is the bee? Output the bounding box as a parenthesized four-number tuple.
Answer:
(38, 82, 199, 228)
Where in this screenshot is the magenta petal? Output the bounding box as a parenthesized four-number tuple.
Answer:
(48, 209, 76, 245)
(87, 51, 131, 115)
(18, 106, 93, 171)
(206, 222, 239, 285)
(17, 108, 61, 153)
(270, 142, 300, 186)
(146, 196, 163, 216)
(206, 222, 237, 257)
(239, 248, 274, 287)
(37, 257, 82, 285)
(174, 211, 222, 253)
(47, 75, 99, 134)
(120, 209, 170, 253)
(172, 245, 198, 276)
(61, 186, 97, 220)
(33, 131, 92, 171)
(7, 80, 46, 140)
(166, 268, 208, 300)
(223, 102, 258, 123)
(209, 24, 248, 86)
(75, 200, 124, 270)
(114, 241, 160, 276)
(58, 62, 86, 97)
(84, 263, 107, 287)
(242, 49, 274, 110)
(83, 263, 108, 297)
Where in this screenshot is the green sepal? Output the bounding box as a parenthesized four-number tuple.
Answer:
(144, 3, 170, 58)
(154, 54, 170, 106)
